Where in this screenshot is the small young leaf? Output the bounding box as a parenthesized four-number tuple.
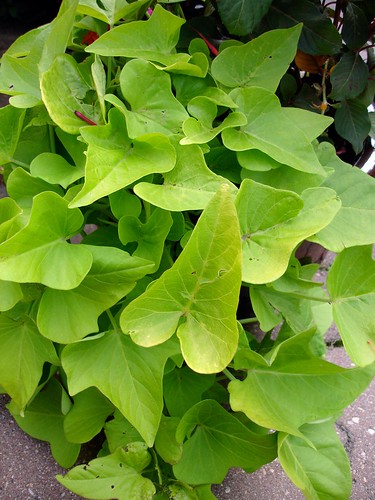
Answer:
(30, 152, 85, 188)
(57, 445, 155, 500)
(173, 400, 277, 484)
(279, 420, 352, 499)
(120, 186, 242, 374)
(105, 410, 143, 453)
(327, 245, 375, 366)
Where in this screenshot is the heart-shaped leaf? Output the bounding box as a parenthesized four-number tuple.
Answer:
(120, 186, 242, 374)
(30, 152, 85, 188)
(0, 192, 93, 289)
(69, 108, 176, 208)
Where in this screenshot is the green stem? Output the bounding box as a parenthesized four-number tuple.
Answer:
(239, 317, 258, 325)
(10, 159, 30, 169)
(150, 449, 163, 486)
(106, 309, 119, 332)
(223, 368, 236, 382)
(321, 58, 329, 114)
(48, 124, 56, 153)
(288, 292, 331, 303)
(106, 56, 113, 89)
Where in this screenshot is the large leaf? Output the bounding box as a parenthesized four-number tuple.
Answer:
(0, 192, 93, 290)
(334, 98, 371, 154)
(41, 54, 102, 134)
(69, 108, 176, 208)
(222, 87, 329, 175)
(62, 331, 177, 446)
(235, 179, 340, 283)
(134, 142, 237, 211)
(330, 52, 369, 100)
(120, 187, 242, 374)
(8, 378, 81, 468)
(57, 445, 155, 500)
(77, 0, 151, 25)
(86, 4, 187, 66)
(278, 420, 352, 499)
(217, 0, 273, 35)
(265, 0, 342, 55)
(327, 246, 375, 367)
(0, 106, 26, 164)
(173, 400, 277, 485)
(229, 331, 375, 440)
(0, 315, 59, 410)
(37, 246, 153, 343)
(342, 2, 370, 49)
(119, 59, 188, 137)
(211, 25, 301, 92)
(64, 388, 114, 443)
(311, 143, 375, 251)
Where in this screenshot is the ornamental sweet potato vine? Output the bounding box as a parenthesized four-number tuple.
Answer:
(0, 1, 374, 499)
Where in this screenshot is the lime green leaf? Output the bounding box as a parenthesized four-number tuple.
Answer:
(327, 246, 375, 366)
(69, 108, 176, 208)
(279, 420, 352, 500)
(222, 87, 327, 175)
(104, 410, 143, 453)
(173, 400, 277, 485)
(30, 152, 85, 188)
(37, 246, 153, 343)
(8, 378, 80, 468)
(120, 187, 242, 374)
(330, 52, 369, 100)
(217, 0, 273, 35)
(265, 0, 342, 55)
(119, 59, 188, 137)
(0, 281, 23, 311)
(77, 0, 151, 25)
(0, 198, 23, 244)
(0, 192, 92, 289)
(39, 0, 79, 73)
(91, 55, 107, 120)
(58, 445, 155, 499)
(236, 180, 340, 283)
(134, 142, 237, 211)
(181, 97, 247, 145)
(118, 208, 172, 273)
(64, 388, 114, 443)
(155, 415, 183, 465)
(41, 54, 102, 134)
(0, 106, 26, 164)
(228, 332, 375, 439)
(334, 98, 371, 154)
(312, 143, 375, 251)
(62, 331, 177, 446)
(211, 25, 301, 92)
(163, 366, 215, 417)
(0, 315, 59, 410)
(86, 4, 186, 65)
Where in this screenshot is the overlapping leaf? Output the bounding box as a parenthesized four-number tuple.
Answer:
(278, 420, 352, 499)
(330, 52, 369, 100)
(173, 400, 277, 484)
(77, 0, 151, 25)
(30, 152, 85, 188)
(134, 142, 237, 211)
(0, 106, 26, 164)
(120, 187, 242, 374)
(0, 192, 93, 289)
(8, 378, 80, 468)
(37, 245, 153, 343)
(69, 108, 176, 207)
(235, 179, 340, 283)
(0, 315, 59, 410)
(211, 25, 301, 92)
(229, 332, 375, 440)
(327, 245, 375, 367)
(62, 331, 178, 446)
(57, 445, 155, 500)
(222, 87, 329, 175)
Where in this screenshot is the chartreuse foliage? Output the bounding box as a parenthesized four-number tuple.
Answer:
(0, 1, 374, 499)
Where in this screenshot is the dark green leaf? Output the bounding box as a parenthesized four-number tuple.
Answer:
(342, 2, 370, 49)
(217, 0, 273, 35)
(330, 52, 369, 100)
(334, 99, 371, 154)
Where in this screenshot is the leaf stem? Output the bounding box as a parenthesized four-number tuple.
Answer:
(288, 292, 331, 303)
(106, 309, 119, 332)
(150, 449, 163, 486)
(223, 368, 236, 382)
(239, 317, 258, 325)
(10, 158, 30, 169)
